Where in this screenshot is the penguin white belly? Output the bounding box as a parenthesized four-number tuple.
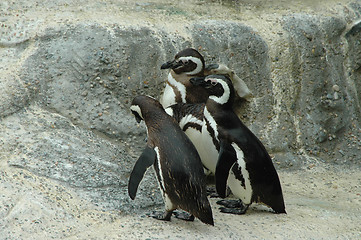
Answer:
(161, 73, 187, 108)
(184, 126, 214, 175)
(161, 83, 176, 108)
(184, 128, 202, 154)
(179, 114, 203, 145)
(227, 143, 252, 204)
(199, 124, 219, 173)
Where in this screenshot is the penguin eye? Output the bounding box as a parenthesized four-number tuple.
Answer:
(183, 60, 190, 65)
(205, 78, 218, 87)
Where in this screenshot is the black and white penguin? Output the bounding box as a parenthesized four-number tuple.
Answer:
(128, 95, 214, 225)
(160, 48, 253, 108)
(164, 103, 209, 175)
(204, 63, 253, 100)
(189, 75, 286, 215)
(160, 48, 208, 108)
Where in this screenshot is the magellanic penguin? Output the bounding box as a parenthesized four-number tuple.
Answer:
(160, 48, 208, 108)
(160, 48, 253, 108)
(128, 95, 214, 225)
(204, 63, 253, 100)
(164, 103, 209, 175)
(189, 75, 286, 215)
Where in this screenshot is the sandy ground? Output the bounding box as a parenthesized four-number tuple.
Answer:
(1, 156, 360, 239)
(48, 165, 361, 239)
(1, 0, 360, 239)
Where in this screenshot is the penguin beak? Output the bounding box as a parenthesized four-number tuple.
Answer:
(189, 76, 207, 86)
(161, 60, 182, 70)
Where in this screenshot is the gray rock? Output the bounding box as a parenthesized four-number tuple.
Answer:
(0, 76, 30, 118)
(1, 105, 162, 212)
(190, 20, 274, 135)
(0, 20, 277, 219)
(345, 17, 361, 120)
(20, 25, 168, 139)
(1, 1, 361, 225)
(281, 13, 360, 164)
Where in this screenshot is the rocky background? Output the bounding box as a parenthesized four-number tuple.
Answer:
(1, 0, 360, 239)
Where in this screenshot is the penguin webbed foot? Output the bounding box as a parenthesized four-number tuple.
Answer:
(173, 210, 195, 222)
(217, 199, 249, 215)
(219, 206, 248, 215)
(148, 210, 173, 221)
(217, 199, 243, 208)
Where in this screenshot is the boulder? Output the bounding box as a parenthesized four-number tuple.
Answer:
(1, 1, 361, 238)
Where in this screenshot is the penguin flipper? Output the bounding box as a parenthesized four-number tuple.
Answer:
(215, 141, 237, 198)
(204, 63, 220, 71)
(128, 146, 156, 200)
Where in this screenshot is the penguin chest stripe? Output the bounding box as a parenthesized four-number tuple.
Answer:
(204, 108, 218, 140)
(231, 143, 252, 193)
(168, 73, 186, 103)
(179, 115, 203, 131)
(154, 146, 166, 193)
(204, 107, 220, 150)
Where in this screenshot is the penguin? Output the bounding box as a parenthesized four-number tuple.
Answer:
(188, 75, 286, 215)
(164, 103, 209, 175)
(160, 48, 253, 108)
(204, 63, 253, 100)
(160, 48, 208, 108)
(128, 95, 214, 225)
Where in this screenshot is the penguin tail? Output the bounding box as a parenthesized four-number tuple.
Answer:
(198, 210, 214, 226)
(273, 206, 287, 214)
(258, 192, 286, 214)
(195, 202, 214, 226)
(278, 209, 287, 214)
(269, 196, 286, 214)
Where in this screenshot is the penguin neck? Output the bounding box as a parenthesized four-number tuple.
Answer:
(167, 71, 187, 103)
(208, 95, 233, 109)
(144, 118, 163, 139)
(144, 108, 176, 135)
(167, 71, 209, 104)
(205, 98, 233, 122)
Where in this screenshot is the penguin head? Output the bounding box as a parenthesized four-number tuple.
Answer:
(190, 75, 235, 106)
(161, 48, 205, 76)
(130, 95, 164, 123)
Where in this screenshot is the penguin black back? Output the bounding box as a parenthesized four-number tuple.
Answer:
(129, 95, 214, 225)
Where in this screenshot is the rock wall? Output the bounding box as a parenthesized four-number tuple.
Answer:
(1, 0, 360, 222)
